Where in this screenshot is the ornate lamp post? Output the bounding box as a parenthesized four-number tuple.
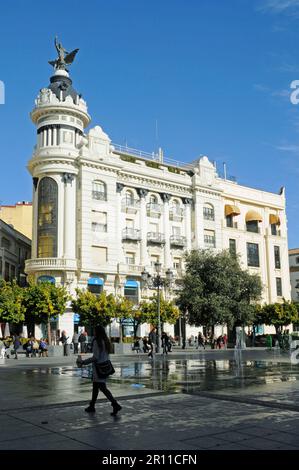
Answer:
(141, 262, 174, 353)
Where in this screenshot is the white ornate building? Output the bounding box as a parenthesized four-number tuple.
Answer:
(25, 61, 291, 340)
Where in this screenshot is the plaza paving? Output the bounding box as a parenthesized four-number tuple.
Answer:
(1, 349, 299, 450)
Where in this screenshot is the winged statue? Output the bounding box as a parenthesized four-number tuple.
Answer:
(48, 37, 79, 71)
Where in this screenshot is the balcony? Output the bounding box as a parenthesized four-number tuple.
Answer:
(146, 203, 162, 217)
(122, 228, 141, 242)
(121, 197, 140, 214)
(147, 232, 166, 245)
(117, 263, 144, 275)
(170, 235, 186, 247)
(25, 258, 77, 273)
(204, 235, 216, 247)
(169, 206, 184, 221)
(92, 190, 106, 201)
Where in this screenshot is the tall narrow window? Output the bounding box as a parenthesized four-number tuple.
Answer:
(247, 243, 259, 267)
(92, 181, 107, 201)
(203, 203, 215, 221)
(37, 177, 58, 258)
(229, 239, 237, 256)
(274, 246, 281, 269)
(276, 277, 282, 296)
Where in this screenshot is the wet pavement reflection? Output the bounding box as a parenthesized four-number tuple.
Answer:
(23, 357, 299, 395)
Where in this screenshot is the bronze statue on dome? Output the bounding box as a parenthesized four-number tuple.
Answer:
(48, 36, 79, 71)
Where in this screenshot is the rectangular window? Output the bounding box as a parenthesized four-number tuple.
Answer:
(247, 242, 260, 267)
(274, 246, 281, 269)
(91, 246, 107, 265)
(4, 262, 9, 281)
(276, 277, 282, 296)
(229, 239, 236, 256)
(125, 252, 135, 265)
(271, 224, 277, 236)
(203, 207, 214, 221)
(151, 255, 160, 267)
(11, 265, 16, 279)
(173, 258, 181, 269)
(226, 215, 233, 228)
(172, 226, 181, 236)
(204, 229, 216, 247)
(38, 234, 55, 258)
(92, 211, 107, 232)
(126, 219, 134, 228)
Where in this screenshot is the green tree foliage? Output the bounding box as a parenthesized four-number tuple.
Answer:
(71, 289, 117, 327)
(176, 250, 262, 328)
(255, 300, 299, 333)
(139, 294, 180, 327)
(25, 282, 69, 342)
(0, 280, 26, 324)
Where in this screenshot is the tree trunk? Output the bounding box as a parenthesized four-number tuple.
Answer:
(47, 321, 52, 345)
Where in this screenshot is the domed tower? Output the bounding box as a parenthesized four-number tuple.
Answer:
(26, 39, 91, 299)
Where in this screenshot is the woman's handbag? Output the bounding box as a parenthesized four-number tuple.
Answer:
(95, 360, 115, 378)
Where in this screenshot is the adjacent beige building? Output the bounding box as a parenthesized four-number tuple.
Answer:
(0, 202, 32, 239)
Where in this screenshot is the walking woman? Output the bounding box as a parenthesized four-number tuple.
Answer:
(78, 325, 121, 416)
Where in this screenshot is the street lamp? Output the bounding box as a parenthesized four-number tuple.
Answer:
(141, 262, 174, 353)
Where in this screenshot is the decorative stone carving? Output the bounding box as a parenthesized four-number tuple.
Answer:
(116, 183, 124, 193)
(160, 192, 171, 202)
(182, 197, 192, 205)
(137, 188, 148, 198)
(33, 177, 39, 190)
(62, 173, 75, 184)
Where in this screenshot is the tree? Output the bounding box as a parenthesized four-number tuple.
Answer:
(176, 249, 262, 330)
(255, 300, 299, 334)
(25, 282, 69, 343)
(139, 294, 180, 328)
(0, 280, 26, 326)
(71, 289, 117, 327)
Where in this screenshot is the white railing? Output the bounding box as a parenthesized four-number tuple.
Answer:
(25, 258, 77, 271)
(117, 263, 144, 274)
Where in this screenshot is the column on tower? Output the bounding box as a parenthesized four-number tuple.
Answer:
(116, 183, 125, 266)
(161, 193, 171, 269)
(63, 173, 76, 260)
(183, 198, 192, 251)
(194, 191, 203, 248)
(137, 188, 149, 267)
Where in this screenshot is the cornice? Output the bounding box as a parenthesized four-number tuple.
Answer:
(118, 172, 192, 196)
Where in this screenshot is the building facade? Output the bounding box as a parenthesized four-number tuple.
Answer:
(0, 202, 32, 239)
(0, 219, 31, 286)
(25, 60, 291, 340)
(289, 248, 299, 302)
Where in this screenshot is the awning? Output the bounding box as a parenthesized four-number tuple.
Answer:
(88, 277, 104, 286)
(245, 210, 263, 223)
(225, 204, 240, 217)
(38, 275, 55, 284)
(269, 214, 281, 225)
(125, 280, 139, 288)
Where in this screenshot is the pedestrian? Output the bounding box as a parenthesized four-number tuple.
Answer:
(216, 335, 223, 349)
(78, 331, 86, 353)
(197, 332, 205, 350)
(13, 334, 20, 359)
(39, 338, 48, 357)
(72, 331, 79, 354)
(59, 331, 69, 356)
(77, 325, 121, 416)
(161, 332, 169, 355)
(148, 328, 156, 358)
(142, 336, 149, 353)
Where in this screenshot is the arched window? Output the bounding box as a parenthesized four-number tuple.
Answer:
(37, 177, 58, 258)
(92, 181, 107, 201)
(203, 203, 214, 221)
(150, 194, 158, 204)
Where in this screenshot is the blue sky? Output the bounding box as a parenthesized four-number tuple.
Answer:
(1, 0, 299, 246)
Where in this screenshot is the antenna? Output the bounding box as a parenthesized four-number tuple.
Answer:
(155, 119, 159, 154)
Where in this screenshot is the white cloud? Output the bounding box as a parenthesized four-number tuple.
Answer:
(276, 144, 299, 152)
(259, 0, 299, 15)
